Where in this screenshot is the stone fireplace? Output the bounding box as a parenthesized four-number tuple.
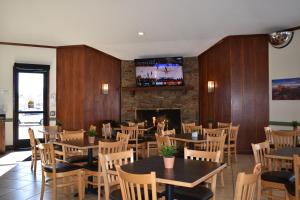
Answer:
(136, 108, 181, 134)
(121, 57, 199, 126)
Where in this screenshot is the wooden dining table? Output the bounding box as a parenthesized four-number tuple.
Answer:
(121, 156, 226, 200)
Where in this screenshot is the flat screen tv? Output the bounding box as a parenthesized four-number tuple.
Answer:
(135, 57, 184, 87)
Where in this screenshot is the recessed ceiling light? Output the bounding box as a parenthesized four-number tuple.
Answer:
(138, 32, 144, 36)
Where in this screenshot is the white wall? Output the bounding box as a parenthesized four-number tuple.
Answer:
(0, 45, 56, 145)
(269, 30, 300, 130)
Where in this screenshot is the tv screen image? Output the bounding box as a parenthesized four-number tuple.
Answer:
(135, 57, 184, 87)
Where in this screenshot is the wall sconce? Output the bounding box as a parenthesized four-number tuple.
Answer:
(207, 81, 215, 93)
(102, 83, 109, 94)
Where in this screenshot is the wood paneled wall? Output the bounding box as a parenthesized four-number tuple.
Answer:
(199, 35, 269, 153)
(57, 45, 121, 131)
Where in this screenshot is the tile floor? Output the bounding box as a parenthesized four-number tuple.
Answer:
(0, 153, 256, 200)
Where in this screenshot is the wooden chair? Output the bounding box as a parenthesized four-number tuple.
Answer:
(272, 130, 296, 150)
(224, 125, 240, 163)
(182, 122, 196, 133)
(162, 128, 176, 136)
(60, 130, 87, 165)
(84, 140, 125, 192)
(285, 154, 300, 200)
(102, 123, 112, 139)
(217, 122, 232, 128)
(39, 143, 84, 200)
(136, 122, 145, 128)
(28, 128, 40, 173)
(127, 121, 136, 127)
(116, 165, 158, 200)
(89, 125, 97, 131)
(233, 164, 261, 200)
(155, 133, 171, 155)
(202, 128, 225, 138)
(116, 132, 130, 151)
(99, 149, 134, 200)
(173, 148, 220, 200)
(43, 125, 59, 143)
(122, 126, 146, 160)
(264, 126, 274, 147)
(251, 141, 293, 199)
(157, 121, 165, 134)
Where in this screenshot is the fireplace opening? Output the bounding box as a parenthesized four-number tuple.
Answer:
(136, 108, 181, 134)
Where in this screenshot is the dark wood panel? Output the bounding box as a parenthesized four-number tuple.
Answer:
(198, 35, 269, 153)
(56, 45, 121, 132)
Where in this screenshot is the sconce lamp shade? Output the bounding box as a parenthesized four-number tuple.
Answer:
(208, 81, 215, 93)
(102, 83, 109, 94)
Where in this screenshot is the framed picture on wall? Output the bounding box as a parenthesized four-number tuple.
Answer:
(272, 77, 300, 100)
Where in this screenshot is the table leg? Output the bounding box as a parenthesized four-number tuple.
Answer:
(165, 184, 174, 200)
(87, 149, 95, 193)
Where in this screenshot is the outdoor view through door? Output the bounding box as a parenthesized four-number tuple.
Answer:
(13, 63, 49, 149)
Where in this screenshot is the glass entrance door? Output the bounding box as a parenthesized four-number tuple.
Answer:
(13, 64, 49, 149)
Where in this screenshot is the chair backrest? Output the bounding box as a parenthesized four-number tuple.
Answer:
(184, 147, 221, 162)
(229, 125, 240, 142)
(102, 125, 112, 139)
(272, 130, 296, 149)
(251, 141, 270, 169)
(116, 165, 157, 200)
(127, 122, 136, 127)
(155, 133, 171, 154)
(61, 130, 85, 141)
(162, 129, 176, 136)
(206, 135, 226, 161)
(264, 126, 273, 144)
(203, 128, 225, 138)
(99, 141, 124, 154)
(234, 164, 261, 200)
(89, 125, 97, 131)
(217, 122, 232, 128)
(191, 125, 203, 134)
(182, 122, 196, 133)
(28, 128, 39, 149)
(136, 122, 145, 128)
(121, 126, 139, 141)
(157, 121, 165, 134)
(116, 132, 130, 151)
(293, 155, 300, 199)
(99, 149, 134, 200)
(103, 123, 111, 128)
(39, 143, 56, 172)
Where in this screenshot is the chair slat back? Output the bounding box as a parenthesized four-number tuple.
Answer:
(205, 135, 226, 161)
(157, 122, 165, 134)
(272, 131, 296, 149)
(99, 149, 134, 200)
(217, 122, 232, 128)
(251, 141, 270, 169)
(264, 126, 273, 144)
(99, 141, 124, 154)
(182, 122, 196, 133)
(203, 128, 225, 138)
(155, 134, 171, 154)
(121, 126, 139, 141)
(162, 129, 176, 136)
(234, 170, 260, 200)
(136, 122, 145, 128)
(102, 124, 112, 139)
(229, 125, 240, 142)
(28, 128, 38, 148)
(116, 165, 157, 200)
(116, 132, 130, 151)
(184, 148, 221, 162)
(60, 130, 85, 158)
(39, 143, 56, 171)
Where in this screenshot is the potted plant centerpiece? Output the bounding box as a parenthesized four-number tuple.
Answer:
(88, 129, 97, 144)
(160, 145, 177, 169)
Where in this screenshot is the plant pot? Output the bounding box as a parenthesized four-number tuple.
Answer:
(88, 136, 95, 144)
(163, 156, 175, 169)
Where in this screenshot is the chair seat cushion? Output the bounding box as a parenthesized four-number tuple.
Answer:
(173, 185, 213, 200)
(65, 155, 90, 163)
(285, 181, 295, 196)
(44, 162, 82, 173)
(110, 188, 164, 200)
(261, 171, 295, 184)
(83, 163, 98, 171)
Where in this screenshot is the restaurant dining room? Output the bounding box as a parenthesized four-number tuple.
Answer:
(0, 1, 300, 200)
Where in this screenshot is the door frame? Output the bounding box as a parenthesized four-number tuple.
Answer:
(13, 63, 50, 149)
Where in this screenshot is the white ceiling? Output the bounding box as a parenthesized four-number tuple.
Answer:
(0, 0, 300, 60)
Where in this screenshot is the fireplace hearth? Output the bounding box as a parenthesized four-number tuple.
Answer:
(136, 108, 181, 134)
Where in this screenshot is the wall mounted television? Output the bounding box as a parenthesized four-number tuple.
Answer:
(135, 57, 184, 87)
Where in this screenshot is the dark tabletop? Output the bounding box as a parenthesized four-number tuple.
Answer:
(54, 136, 115, 149)
(269, 147, 300, 157)
(169, 133, 204, 142)
(121, 156, 226, 187)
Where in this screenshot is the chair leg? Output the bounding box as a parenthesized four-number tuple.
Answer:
(33, 156, 37, 174)
(147, 143, 150, 158)
(31, 155, 34, 171)
(78, 171, 83, 200)
(220, 170, 225, 187)
(234, 146, 238, 162)
(40, 173, 45, 200)
(52, 175, 57, 200)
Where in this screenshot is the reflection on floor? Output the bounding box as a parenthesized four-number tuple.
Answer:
(0, 153, 258, 200)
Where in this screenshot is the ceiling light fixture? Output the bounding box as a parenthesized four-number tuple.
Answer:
(138, 32, 144, 36)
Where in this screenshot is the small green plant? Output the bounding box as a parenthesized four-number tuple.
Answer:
(292, 121, 298, 128)
(88, 129, 97, 137)
(160, 146, 177, 158)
